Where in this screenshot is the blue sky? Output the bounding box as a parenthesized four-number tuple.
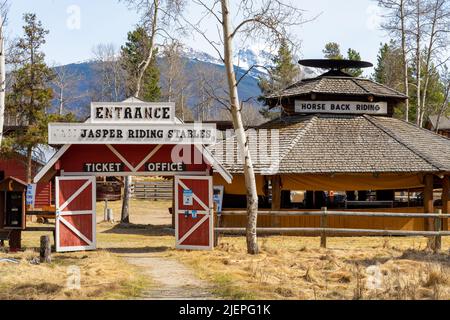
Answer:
(6, 0, 388, 73)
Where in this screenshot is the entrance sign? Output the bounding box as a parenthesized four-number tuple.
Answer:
(295, 100, 388, 115)
(48, 123, 217, 145)
(175, 176, 213, 250)
(91, 102, 175, 123)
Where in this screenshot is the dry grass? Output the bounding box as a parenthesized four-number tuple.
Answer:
(3, 199, 449, 300)
(0, 249, 149, 300)
(97, 200, 450, 300)
(172, 236, 450, 300)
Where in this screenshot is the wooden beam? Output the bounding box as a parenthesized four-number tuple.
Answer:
(271, 175, 281, 227)
(442, 176, 450, 231)
(424, 174, 434, 231)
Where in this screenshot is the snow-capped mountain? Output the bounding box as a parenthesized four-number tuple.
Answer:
(233, 45, 275, 75)
(182, 47, 223, 66)
(181, 45, 276, 78)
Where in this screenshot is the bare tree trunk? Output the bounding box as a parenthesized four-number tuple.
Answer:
(0, 16, 5, 147)
(180, 88, 185, 121)
(400, 0, 410, 122)
(420, 0, 442, 127)
(135, 0, 159, 98)
(415, 0, 422, 126)
(26, 146, 33, 183)
(121, 1, 159, 222)
(121, 176, 131, 223)
(221, 0, 259, 255)
(59, 88, 64, 115)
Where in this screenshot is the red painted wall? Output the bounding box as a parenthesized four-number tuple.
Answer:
(0, 156, 52, 208)
(58, 144, 210, 173)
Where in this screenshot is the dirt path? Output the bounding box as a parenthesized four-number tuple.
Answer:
(124, 254, 217, 300)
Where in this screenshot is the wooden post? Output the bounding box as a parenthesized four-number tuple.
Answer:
(40, 235, 51, 263)
(103, 199, 108, 222)
(171, 178, 175, 229)
(441, 176, 450, 231)
(271, 175, 281, 227)
(213, 202, 220, 247)
(432, 209, 442, 253)
(423, 174, 434, 231)
(320, 207, 328, 248)
(9, 230, 21, 252)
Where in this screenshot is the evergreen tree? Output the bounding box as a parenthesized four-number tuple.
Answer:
(323, 42, 363, 77)
(373, 42, 408, 119)
(373, 42, 404, 87)
(121, 26, 161, 102)
(323, 42, 343, 60)
(3, 14, 72, 182)
(258, 39, 299, 119)
(346, 48, 363, 77)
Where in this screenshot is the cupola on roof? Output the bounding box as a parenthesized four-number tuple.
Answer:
(265, 59, 408, 110)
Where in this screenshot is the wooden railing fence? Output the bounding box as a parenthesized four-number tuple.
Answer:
(215, 208, 450, 252)
(131, 181, 173, 200)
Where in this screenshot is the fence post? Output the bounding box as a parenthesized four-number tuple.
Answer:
(103, 199, 108, 222)
(213, 202, 220, 247)
(40, 235, 51, 263)
(320, 207, 328, 248)
(433, 209, 442, 252)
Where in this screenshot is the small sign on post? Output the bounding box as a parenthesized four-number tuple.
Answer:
(183, 189, 193, 206)
(26, 183, 36, 207)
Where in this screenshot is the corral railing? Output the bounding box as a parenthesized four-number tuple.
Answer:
(215, 208, 450, 252)
(131, 180, 173, 200)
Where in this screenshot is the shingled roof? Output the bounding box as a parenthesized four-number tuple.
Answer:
(209, 114, 450, 175)
(265, 75, 408, 100)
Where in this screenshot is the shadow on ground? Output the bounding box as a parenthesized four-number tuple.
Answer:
(105, 246, 171, 254)
(100, 223, 174, 237)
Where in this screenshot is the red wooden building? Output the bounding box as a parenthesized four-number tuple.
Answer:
(34, 99, 231, 252)
(0, 153, 53, 209)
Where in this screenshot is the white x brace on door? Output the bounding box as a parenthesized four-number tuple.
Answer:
(55, 176, 96, 252)
(175, 176, 213, 250)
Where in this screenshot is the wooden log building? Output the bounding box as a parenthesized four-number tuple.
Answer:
(209, 59, 450, 232)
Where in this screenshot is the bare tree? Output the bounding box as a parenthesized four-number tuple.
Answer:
(378, 0, 412, 121)
(192, 63, 227, 121)
(187, 0, 309, 254)
(418, 0, 450, 126)
(0, 1, 9, 147)
(120, 0, 186, 97)
(219, 102, 266, 127)
(160, 40, 190, 119)
(52, 64, 86, 115)
(433, 66, 450, 132)
(91, 43, 126, 102)
(119, 0, 186, 223)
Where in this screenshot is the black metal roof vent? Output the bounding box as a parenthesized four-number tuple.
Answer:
(299, 59, 373, 71)
(300, 59, 373, 77)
